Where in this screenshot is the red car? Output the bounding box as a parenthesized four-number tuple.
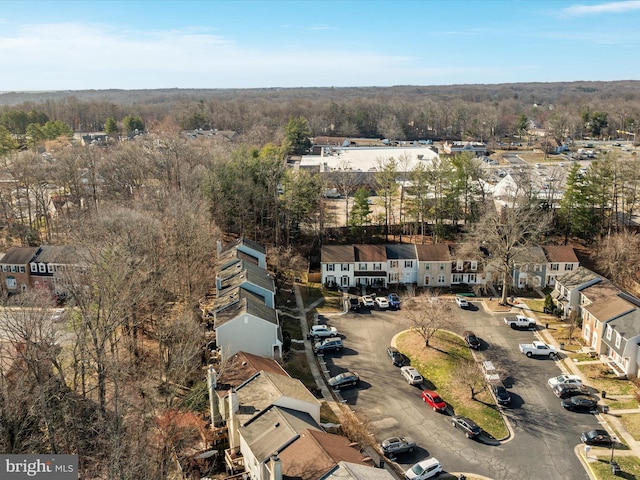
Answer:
(421, 390, 447, 412)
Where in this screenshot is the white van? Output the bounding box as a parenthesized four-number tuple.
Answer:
(482, 361, 500, 383)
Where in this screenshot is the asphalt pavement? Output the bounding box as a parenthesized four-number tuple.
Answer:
(301, 293, 605, 480)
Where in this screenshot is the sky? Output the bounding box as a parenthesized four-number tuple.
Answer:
(1, 0, 639, 91)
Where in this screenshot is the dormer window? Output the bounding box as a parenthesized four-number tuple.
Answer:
(470, 261, 477, 271)
(456, 261, 463, 271)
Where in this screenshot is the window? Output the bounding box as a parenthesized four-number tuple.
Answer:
(404, 260, 413, 268)
(389, 273, 399, 283)
(456, 260, 463, 271)
(6, 276, 16, 288)
(452, 274, 463, 283)
(565, 264, 574, 271)
(551, 264, 559, 271)
(533, 264, 541, 272)
(359, 263, 367, 270)
(340, 264, 350, 271)
(30, 263, 37, 273)
(327, 264, 335, 271)
(468, 273, 477, 283)
(47, 264, 54, 273)
(19, 266, 25, 273)
(38, 263, 46, 273)
(11, 265, 17, 273)
(373, 263, 382, 271)
(1, 265, 6, 272)
(615, 332, 621, 349)
(470, 261, 477, 271)
(439, 263, 445, 270)
(326, 275, 336, 285)
(425, 264, 430, 270)
(437, 275, 445, 284)
(606, 325, 612, 340)
(390, 261, 398, 268)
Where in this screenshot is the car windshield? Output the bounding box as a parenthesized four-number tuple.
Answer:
(411, 464, 424, 475)
(433, 395, 443, 403)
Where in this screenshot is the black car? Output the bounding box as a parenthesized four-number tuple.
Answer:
(491, 383, 511, 406)
(349, 297, 361, 312)
(451, 415, 481, 438)
(328, 371, 360, 390)
(581, 429, 613, 446)
(386, 346, 410, 367)
(463, 331, 481, 349)
(552, 384, 592, 399)
(561, 395, 599, 413)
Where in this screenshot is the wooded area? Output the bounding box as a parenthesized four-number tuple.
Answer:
(0, 81, 639, 478)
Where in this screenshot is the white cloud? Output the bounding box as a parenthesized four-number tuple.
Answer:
(563, 0, 640, 15)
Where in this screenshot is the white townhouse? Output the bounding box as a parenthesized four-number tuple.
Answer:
(353, 244, 388, 288)
(385, 244, 418, 285)
(542, 245, 580, 287)
(321, 245, 355, 288)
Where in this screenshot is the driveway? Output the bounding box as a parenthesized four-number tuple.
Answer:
(321, 300, 598, 479)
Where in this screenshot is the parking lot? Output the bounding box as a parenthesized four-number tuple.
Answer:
(319, 299, 599, 479)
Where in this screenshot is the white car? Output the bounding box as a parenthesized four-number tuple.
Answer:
(548, 374, 582, 389)
(51, 308, 67, 322)
(374, 296, 389, 309)
(455, 296, 469, 308)
(359, 295, 375, 308)
(404, 457, 442, 480)
(309, 325, 339, 338)
(401, 366, 423, 385)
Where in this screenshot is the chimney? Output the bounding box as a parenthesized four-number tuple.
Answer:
(207, 365, 222, 426)
(228, 389, 240, 448)
(268, 455, 282, 480)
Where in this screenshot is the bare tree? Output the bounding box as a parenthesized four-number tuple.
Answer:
(596, 230, 640, 289)
(465, 202, 552, 305)
(453, 359, 486, 401)
(403, 292, 453, 348)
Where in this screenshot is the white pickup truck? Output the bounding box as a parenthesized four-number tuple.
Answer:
(504, 314, 537, 329)
(519, 341, 558, 358)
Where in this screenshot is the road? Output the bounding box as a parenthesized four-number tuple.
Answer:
(320, 300, 599, 479)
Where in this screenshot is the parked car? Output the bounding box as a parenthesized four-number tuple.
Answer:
(481, 361, 500, 382)
(380, 436, 416, 456)
(50, 308, 67, 322)
(388, 293, 401, 309)
(548, 374, 582, 389)
(463, 331, 481, 349)
(451, 415, 481, 438)
(401, 366, 423, 385)
(455, 296, 469, 309)
(552, 384, 592, 399)
(491, 383, 511, 406)
(328, 371, 360, 390)
(375, 296, 390, 309)
(581, 429, 613, 446)
(404, 457, 442, 480)
(561, 395, 598, 413)
(421, 389, 447, 412)
(348, 297, 361, 312)
(387, 347, 410, 367)
(313, 337, 343, 353)
(310, 325, 339, 338)
(359, 295, 375, 308)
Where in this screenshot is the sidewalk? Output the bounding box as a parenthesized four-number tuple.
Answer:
(516, 298, 640, 476)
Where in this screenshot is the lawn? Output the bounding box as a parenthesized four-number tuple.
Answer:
(621, 414, 640, 442)
(576, 364, 637, 396)
(281, 350, 317, 394)
(396, 330, 508, 440)
(588, 454, 640, 479)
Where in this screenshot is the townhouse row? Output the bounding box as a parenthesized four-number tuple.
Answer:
(553, 266, 640, 378)
(320, 243, 579, 290)
(216, 351, 393, 480)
